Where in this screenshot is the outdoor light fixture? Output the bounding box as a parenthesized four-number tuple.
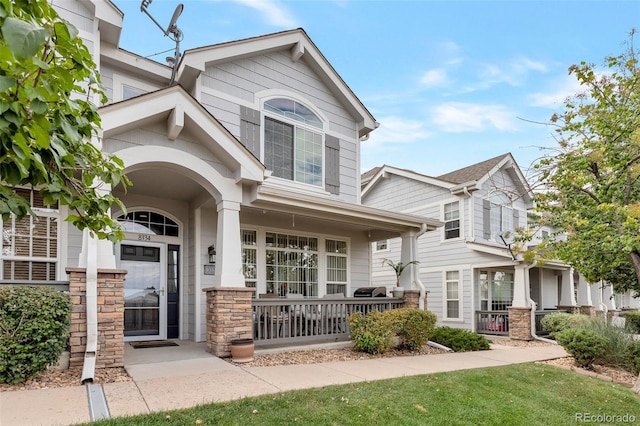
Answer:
(140, 0, 184, 85)
(208, 245, 216, 264)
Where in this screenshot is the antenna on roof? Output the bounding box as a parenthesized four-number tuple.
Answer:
(140, 0, 184, 85)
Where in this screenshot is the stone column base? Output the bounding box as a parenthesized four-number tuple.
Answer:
(403, 290, 424, 309)
(508, 307, 532, 341)
(557, 305, 580, 314)
(203, 287, 254, 357)
(578, 305, 596, 316)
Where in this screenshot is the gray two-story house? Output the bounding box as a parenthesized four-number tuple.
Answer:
(362, 153, 626, 337)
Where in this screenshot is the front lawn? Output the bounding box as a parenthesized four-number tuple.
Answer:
(94, 363, 639, 425)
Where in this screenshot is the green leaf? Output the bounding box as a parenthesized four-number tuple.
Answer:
(1, 17, 50, 60)
(0, 75, 15, 91)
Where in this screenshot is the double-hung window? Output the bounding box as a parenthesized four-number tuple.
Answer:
(484, 191, 515, 240)
(241, 229, 257, 292)
(326, 239, 348, 296)
(445, 270, 461, 319)
(444, 201, 460, 239)
(1, 189, 59, 281)
(263, 98, 323, 187)
(479, 270, 514, 310)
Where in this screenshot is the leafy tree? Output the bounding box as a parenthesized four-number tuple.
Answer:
(0, 0, 129, 242)
(531, 31, 640, 297)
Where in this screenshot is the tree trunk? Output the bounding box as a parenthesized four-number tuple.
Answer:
(629, 251, 640, 289)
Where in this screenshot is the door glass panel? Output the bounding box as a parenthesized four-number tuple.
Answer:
(122, 245, 161, 337)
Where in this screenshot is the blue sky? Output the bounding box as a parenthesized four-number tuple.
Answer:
(113, 0, 640, 178)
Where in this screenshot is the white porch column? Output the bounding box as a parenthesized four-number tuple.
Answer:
(214, 200, 245, 287)
(603, 283, 616, 310)
(590, 280, 604, 308)
(512, 263, 530, 308)
(399, 230, 418, 289)
(576, 274, 593, 306)
(559, 269, 577, 306)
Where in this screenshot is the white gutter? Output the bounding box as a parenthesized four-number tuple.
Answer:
(415, 223, 427, 310)
(81, 231, 98, 384)
(599, 302, 609, 320)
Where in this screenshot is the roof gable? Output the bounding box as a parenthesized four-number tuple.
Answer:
(99, 85, 265, 184)
(437, 153, 510, 184)
(177, 28, 376, 138)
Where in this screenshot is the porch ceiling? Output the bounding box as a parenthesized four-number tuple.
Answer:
(114, 168, 210, 204)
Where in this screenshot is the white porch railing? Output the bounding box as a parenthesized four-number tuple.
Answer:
(252, 297, 404, 347)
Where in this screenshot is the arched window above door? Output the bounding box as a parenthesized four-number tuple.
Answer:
(117, 211, 179, 237)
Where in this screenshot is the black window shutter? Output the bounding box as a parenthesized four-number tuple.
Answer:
(483, 199, 491, 239)
(325, 135, 340, 195)
(240, 106, 261, 159)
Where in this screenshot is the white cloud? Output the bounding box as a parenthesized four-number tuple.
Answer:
(431, 102, 518, 132)
(475, 56, 549, 89)
(366, 116, 432, 148)
(419, 68, 448, 87)
(232, 0, 297, 27)
(528, 75, 585, 108)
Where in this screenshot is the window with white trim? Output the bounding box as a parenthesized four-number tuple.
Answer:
(265, 232, 318, 296)
(489, 192, 513, 236)
(263, 98, 323, 186)
(241, 229, 257, 293)
(445, 270, 460, 319)
(1, 189, 59, 281)
(444, 201, 460, 239)
(375, 240, 388, 251)
(326, 239, 347, 296)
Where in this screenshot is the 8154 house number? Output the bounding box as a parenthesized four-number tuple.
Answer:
(137, 234, 151, 241)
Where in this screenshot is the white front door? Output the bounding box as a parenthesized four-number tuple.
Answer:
(119, 242, 167, 341)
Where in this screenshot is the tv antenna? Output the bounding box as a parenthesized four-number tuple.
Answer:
(140, 0, 184, 85)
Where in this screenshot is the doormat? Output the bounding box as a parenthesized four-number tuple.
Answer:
(130, 340, 179, 349)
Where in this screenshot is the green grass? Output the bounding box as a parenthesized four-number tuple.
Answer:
(93, 364, 639, 426)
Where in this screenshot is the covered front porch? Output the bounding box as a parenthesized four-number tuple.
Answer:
(473, 263, 619, 340)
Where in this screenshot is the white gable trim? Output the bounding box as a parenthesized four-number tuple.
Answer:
(361, 165, 455, 198)
(177, 29, 376, 138)
(100, 86, 265, 184)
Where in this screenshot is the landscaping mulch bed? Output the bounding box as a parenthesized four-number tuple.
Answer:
(0, 366, 132, 393)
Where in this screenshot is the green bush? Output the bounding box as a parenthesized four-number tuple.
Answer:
(623, 310, 640, 334)
(347, 311, 394, 355)
(0, 286, 72, 383)
(430, 326, 491, 352)
(622, 340, 640, 375)
(382, 308, 437, 351)
(579, 317, 633, 368)
(541, 312, 590, 337)
(555, 328, 607, 369)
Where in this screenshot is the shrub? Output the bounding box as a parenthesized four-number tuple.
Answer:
(579, 317, 633, 368)
(622, 340, 640, 375)
(0, 286, 72, 383)
(623, 310, 640, 334)
(430, 326, 491, 352)
(347, 311, 394, 355)
(541, 312, 590, 338)
(382, 308, 437, 351)
(555, 328, 607, 369)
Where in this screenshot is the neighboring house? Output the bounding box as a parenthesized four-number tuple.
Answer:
(1, 0, 441, 355)
(362, 153, 628, 338)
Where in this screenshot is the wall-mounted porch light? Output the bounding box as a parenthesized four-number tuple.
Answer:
(208, 245, 216, 264)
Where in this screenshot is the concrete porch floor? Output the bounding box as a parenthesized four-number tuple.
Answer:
(124, 340, 213, 366)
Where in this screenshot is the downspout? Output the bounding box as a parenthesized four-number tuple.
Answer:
(415, 223, 427, 310)
(81, 231, 98, 384)
(528, 296, 557, 345)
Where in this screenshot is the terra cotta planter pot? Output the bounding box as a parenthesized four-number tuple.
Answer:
(230, 338, 254, 363)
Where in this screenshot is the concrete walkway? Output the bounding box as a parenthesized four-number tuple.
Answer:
(0, 343, 568, 426)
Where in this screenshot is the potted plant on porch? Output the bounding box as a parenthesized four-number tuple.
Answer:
(382, 258, 419, 298)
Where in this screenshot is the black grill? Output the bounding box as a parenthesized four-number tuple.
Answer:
(353, 286, 388, 297)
